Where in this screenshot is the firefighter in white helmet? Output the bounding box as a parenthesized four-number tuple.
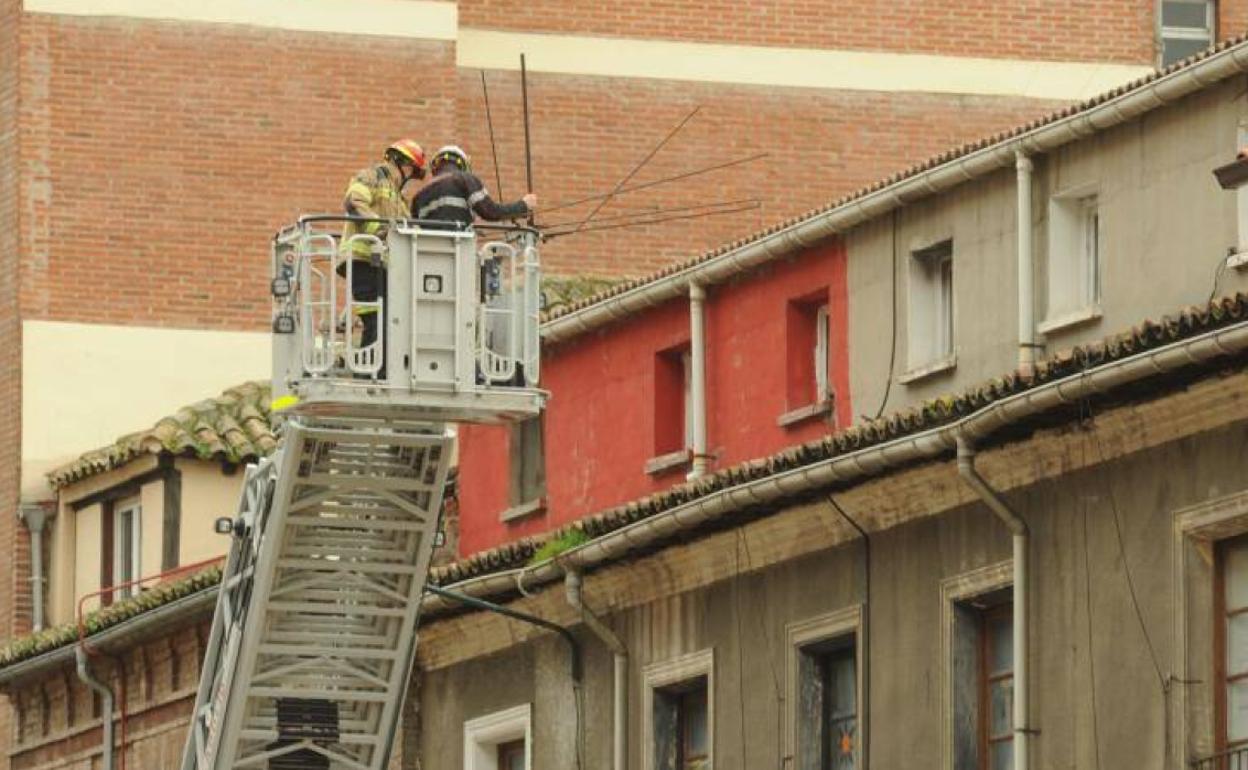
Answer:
(410, 145, 536, 228)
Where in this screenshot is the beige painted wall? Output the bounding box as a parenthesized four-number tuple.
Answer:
(70, 502, 101, 617)
(21, 321, 269, 501)
(178, 461, 243, 567)
(847, 76, 1248, 417)
(418, 418, 1248, 770)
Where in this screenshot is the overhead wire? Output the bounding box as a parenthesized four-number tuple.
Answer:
(562, 105, 703, 236)
(542, 198, 757, 231)
(869, 209, 900, 420)
(543, 200, 760, 240)
(542, 152, 769, 214)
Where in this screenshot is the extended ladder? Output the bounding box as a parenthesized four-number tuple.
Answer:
(181, 218, 545, 770)
(182, 417, 452, 770)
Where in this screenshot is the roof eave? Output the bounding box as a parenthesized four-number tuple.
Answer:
(540, 41, 1248, 345)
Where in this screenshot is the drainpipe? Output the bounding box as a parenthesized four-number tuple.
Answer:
(565, 570, 627, 770)
(18, 505, 49, 632)
(689, 282, 709, 479)
(1016, 151, 1037, 379)
(956, 437, 1028, 770)
(76, 645, 115, 770)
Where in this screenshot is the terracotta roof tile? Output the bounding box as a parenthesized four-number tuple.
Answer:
(47, 381, 276, 489)
(541, 36, 1248, 327)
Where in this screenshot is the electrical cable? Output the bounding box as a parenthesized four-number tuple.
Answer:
(542, 199, 750, 231)
(827, 494, 869, 767)
(870, 209, 900, 420)
(563, 105, 702, 236)
(1078, 400, 1167, 691)
(1080, 496, 1103, 770)
(735, 528, 787, 770)
(543, 201, 760, 240)
(1210, 250, 1234, 303)
(542, 153, 769, 214)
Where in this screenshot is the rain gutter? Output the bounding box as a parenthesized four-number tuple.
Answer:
(541, 43, 1248, 346)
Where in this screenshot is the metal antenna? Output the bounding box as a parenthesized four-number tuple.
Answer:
(564, 105, 702, 236)
(481, 71, 504, 200)
(544, 152, 769, 214)
(520, 53, 535, 225)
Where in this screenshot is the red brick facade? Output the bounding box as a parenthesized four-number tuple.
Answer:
(460, 0, 1155, 64)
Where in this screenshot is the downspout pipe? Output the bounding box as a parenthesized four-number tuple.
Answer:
(689, 282, 709, 479)
(1016, 152, 1037, 379)
(956, 437, 1029, 770)
(565, 570, 627, 770)
(75, 645, 115, 770)
(18, 505, 49, 632)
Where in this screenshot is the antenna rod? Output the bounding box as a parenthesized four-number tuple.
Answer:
(565, 105, 701, 236)
(481, 71, 504, 201)
(520, 54, 534, 196)
(544, 152, 769, 214)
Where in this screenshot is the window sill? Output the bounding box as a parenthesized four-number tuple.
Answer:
(777, 399, 834, 428)
(499, 498, 546, 523)
(1229, 250, 1248, 270)
(645, 449, 692, 476)
(1037, 305, 1102, 335)
(898, 354, 957, 385)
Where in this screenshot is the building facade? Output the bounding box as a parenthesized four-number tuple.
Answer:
(4, 3, 1248, 769)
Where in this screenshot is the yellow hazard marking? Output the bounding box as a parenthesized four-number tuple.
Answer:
(270, 394, 301, 412)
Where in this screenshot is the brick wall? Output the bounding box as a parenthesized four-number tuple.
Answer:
(7, 619, 209, 770)
(459, 0, 1156, 64)
(457, 72, 1061, 276)
(18, 15, 456, 332)
(1, 0, 22, 764)
(1223, 0, 1248, 40)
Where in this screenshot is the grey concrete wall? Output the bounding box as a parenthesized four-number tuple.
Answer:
(416, 420, 1248, 769)
(847, 76, 1248, 419)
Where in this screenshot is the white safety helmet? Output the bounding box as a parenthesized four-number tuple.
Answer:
(431, 145, 470, 174)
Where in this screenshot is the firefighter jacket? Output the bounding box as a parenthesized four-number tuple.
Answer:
(341, 160, 409, 261)
(410, 170, 529, 229)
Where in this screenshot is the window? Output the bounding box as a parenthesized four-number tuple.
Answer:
(653, 345, 692, 458)
(979, 604, 1014, 770)
(1042, 192, 1100, 330)
(463, 704, 531, 770)
(941, 563, 1012, 770)
(507, 415, 545, 514)
(784, 295, 833, 413)
(654, 679, 710, 770)
(112, 499, 141, 600)
(787, 607, 862, 770)
(1219, 535, 1248, 749)
(907, 240, 954, 370)
(497, 740, 526, 770)
(644, 649, 714, 770)
(1160, 0, 1214, 67)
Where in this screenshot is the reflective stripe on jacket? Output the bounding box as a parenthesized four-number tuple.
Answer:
(341, 160, 409, 261)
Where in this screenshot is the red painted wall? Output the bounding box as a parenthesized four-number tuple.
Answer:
(456, 239, 850, 557)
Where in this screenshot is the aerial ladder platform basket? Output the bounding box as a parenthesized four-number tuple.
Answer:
(180, 217, 545, 770)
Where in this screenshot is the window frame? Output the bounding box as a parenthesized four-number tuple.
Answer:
(503, 414, 546, 521)
(903, 238, 956, 380)
(1217, 534, 1248, 750)
(1159, 0, 1215, 67)
(940, 561, 1013, 770)
(978, 602, 1015, 770)
(814, 304, 831, 405)
(463, 703, 532, 770)
(643, 649, 715, 770)
(785, 606, 863, 770)
(112, 497, 142, 600)
(1040, 186, 1102, 334)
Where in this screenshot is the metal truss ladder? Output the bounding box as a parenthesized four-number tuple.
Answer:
(181, 416, 453, 770)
